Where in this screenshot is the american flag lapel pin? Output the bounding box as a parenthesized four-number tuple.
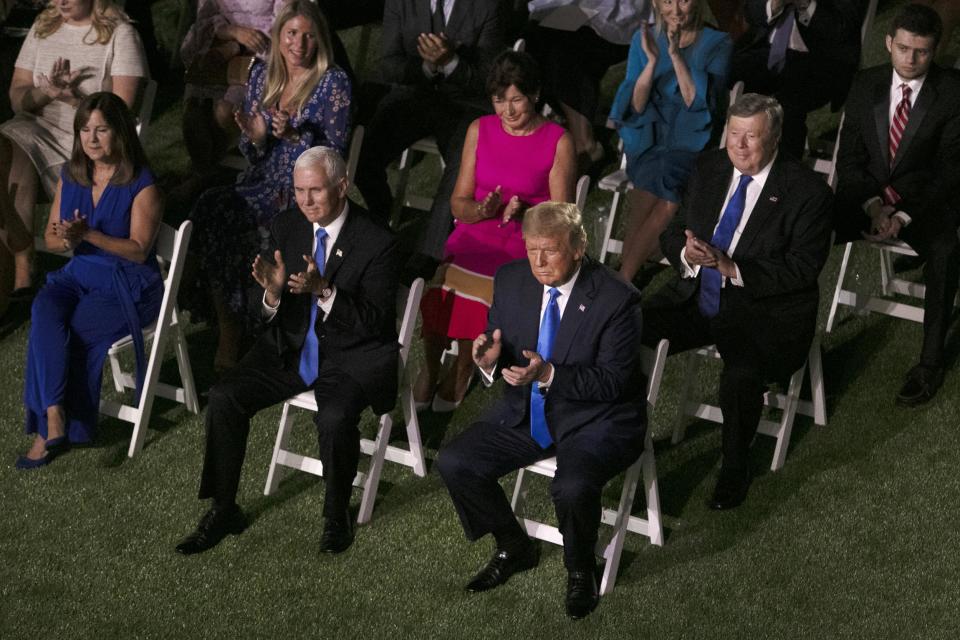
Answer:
(769, 195, 779, 203)
(335, 248, 343, 257)
(578, 304, 586, 312)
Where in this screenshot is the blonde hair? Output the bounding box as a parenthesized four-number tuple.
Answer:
(652, 0, 705, 37)
(261, 0, 334, 115)
(522, 201, 588, 251)
(34, 0, 128, 44)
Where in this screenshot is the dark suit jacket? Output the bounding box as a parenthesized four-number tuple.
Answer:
(658, 149, 834, 369)
(836, 63, 960, 227)
(479, 256, 647, 447)
(738, 0, 867, 108)
(380, 0, 504, 100)
(255, 203, 400, 415)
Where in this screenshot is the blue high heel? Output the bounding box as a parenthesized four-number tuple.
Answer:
(45, 435, 69, 454)
(15, 453, 51, 470)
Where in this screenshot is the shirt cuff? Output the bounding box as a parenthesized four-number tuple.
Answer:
(262, 291, 280, 321)
(893, 211, 912, 227)
(539, 363, 555, 393)
(421, 61, 437, 79)
(317, 285, 337, 315)
(729, 263, 744, 287)
(438, 53, 459, 77)
(679, 247, 700, 279)
(862, 196, 882, 214)
(478, 363, 496, 387)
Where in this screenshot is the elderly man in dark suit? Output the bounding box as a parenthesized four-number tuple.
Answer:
(176, 146, 399, 556)
(731, 0, 869, 158)
(643, 93, 833, 510)
(354, 0, 504, 277)
(834, 3, 960, 405)
(436, 201, 645, 619)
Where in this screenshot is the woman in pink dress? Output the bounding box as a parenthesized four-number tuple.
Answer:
(416, 51, 576, 411)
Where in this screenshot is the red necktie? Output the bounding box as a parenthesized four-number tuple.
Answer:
(883, 84, 912, 205)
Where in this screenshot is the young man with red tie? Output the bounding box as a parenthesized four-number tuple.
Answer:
(834, 3, 960, 405)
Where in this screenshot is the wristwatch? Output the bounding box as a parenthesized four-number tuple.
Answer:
(318, 285, 334, 301)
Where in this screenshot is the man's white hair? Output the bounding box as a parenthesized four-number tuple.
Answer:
(294, 146, 347, 183)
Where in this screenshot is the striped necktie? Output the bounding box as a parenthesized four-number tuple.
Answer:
(883, 84, 912, 206)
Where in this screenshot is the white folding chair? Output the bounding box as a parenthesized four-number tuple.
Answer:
(598, 81, 745, 265)
(135, 78, 158, 143)
(510, 339, 670, 596)
(263, 278, 427, 524)
(575, 174, 589, 211)
(671, 336, 823, 471)
(100, 220, 200, 457)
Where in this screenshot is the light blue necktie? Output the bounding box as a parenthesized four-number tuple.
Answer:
(530, 287, 561, 448)
(698, 174, 752, 319)
(298, 227, 328, 386)
(767, 8, 795, 73)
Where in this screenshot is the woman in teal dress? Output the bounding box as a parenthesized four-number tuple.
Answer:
(609, 0, 731, 282)
(15, 92, 163, 469)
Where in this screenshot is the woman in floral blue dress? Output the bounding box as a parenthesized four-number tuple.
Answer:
(188, 0, 351, 369)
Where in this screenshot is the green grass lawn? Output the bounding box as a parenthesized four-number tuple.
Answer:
(2, 1, 960, 638)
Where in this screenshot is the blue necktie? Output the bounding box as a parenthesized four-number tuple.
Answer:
(698, 174, 752, 319)
(530, 287, 561, 448)
(767, 8, 795, 72)
(298, 227, 328, 386)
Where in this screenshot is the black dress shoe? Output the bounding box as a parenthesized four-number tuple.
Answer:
(465, 541, 540, 592)
(319, 515, 354, 554)
(565, 565, 600, 620)
(175, 505, 247, 555)
(897, 365, 944, 406)
(707, 466, 753, 510)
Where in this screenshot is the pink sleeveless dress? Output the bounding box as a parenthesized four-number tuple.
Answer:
(421, 115, 565, 340)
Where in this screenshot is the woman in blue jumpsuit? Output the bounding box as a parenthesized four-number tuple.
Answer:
(16, 92, 163, 469)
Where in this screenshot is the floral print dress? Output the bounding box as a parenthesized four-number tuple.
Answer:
(189, 59, 351, 316)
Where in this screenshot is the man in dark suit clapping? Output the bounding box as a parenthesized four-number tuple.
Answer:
(175, 146, 399, 556)
(643, 93, 833, 510)
(437, 201, 646, 619)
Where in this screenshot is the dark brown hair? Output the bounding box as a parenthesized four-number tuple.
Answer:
(69, 91, 147, 187)
(486, 50, 541, 101)
(889, 3, 943, 48)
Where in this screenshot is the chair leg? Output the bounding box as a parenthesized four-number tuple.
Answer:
(510, 468, 533, 515)
(641, 437, 664, 547)
(600, 189, 623, 265)
(358, 414, 394, 525)
(172, 312, 200, 414)
(108, 351, 125, 393)
(599, 459, 643, 596)
(826, 242, 854, 332)
(399, 385, 427, 477)
(808, 339, 827, 427)
(389, 148, 414, 226)
(264, 403, 297, 495)
(770, 363, 805, 472)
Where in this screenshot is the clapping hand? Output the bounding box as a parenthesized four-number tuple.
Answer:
(476, 186, 502, 220)
(230, 26, 270, 55)
(639, 23, 659, 66)
(667, 23, 682, 57)
(269, 108, 298, 143)
(502, 350, 551, 387)
(252, 250, 286, 304)
(863, 203, 901, 241)
(52, 209, 88, 249)
(683, 229, 717, 268)
(473, 328, 502, 373)
(235, 101, 268, 146)
(500, 196, 524, 226)
(417, 32, 455, 67)
(37, 57, 84, 101)
(287, 254, 327, 296)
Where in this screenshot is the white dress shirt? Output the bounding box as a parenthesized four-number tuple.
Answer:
(262, 202, 349, 321)
(478, 266, 582, 390)
(422, 0, 460, 79)
(766, 0, 818, 53)
(860, 71, 927, 226)
(680, 153, 777, 287)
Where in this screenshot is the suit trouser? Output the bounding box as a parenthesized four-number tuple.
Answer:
(353, 84, 482, 259)
(198, 343, 369, 519)
(642, 295, 806, 471)
(436, 419, 642, 571)
(834, 202, 960, 368)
